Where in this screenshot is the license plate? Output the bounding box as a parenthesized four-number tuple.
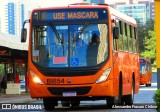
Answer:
(62, 92, 77, 97)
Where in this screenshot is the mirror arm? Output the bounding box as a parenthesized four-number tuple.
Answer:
(23, 19, 30, 28)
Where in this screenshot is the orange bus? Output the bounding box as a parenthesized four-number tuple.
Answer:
(140, 57, 152, 87)
(21, 3, 140, 110)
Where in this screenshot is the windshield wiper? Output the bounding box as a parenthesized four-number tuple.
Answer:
(50, 24, 65, 56)
(72, 22, 89, 45)
(50, 25, 64, 45)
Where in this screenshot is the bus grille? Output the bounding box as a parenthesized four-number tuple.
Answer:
(47, 86, 91, 95)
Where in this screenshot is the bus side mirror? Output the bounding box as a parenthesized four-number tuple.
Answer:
(21, 19, 30, 42)
(21, 28, 27, 42)
(113, 27, 119, 39)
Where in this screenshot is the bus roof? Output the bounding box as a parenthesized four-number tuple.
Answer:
(108, 6, 137, 26)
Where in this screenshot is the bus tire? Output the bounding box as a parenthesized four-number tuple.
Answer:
(43, 98, 57, 111)
(146, 84, 149, 87)
(107, 96, 120, 108)
(70, 100, 80, 107)
(123, 76, 135, 105)
(61, 100, 70, 107)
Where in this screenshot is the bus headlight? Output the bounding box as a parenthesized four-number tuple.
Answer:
(30, 70, 44, 84)
(96, 68, 111, 84)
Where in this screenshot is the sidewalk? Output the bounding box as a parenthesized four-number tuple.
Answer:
(0, 92, 38, 103)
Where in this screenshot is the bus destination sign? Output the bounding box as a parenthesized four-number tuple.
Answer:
(32, 9, 107, 21)
(52, 11, 98, 20)
(140, 59, 146, 63)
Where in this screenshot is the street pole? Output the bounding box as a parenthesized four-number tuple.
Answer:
(155, 0, 160, 89)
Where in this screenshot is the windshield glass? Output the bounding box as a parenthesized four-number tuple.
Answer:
(140, 63, 147, 75)
(32, 23, 108, 68)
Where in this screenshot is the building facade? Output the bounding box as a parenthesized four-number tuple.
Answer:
(0, 0, 25, 36)
(149, 1, 155, 19)
(107, 0, 155, 24)
(117, 4, 147, 23)
(0, 0, 106, 36)
(83, 0, 105, 4)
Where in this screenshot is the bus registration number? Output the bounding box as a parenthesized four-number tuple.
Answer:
(47, 78, 64, 84)
(62, 92, 77, 97)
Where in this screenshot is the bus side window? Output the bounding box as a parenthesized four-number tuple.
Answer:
(127, 24, 130, 38)
(132, 27, 137, 53)
(113, 19, 119, 51)
(135, 27, 138, 53)
(123, 23, 128, 51)
(128, 25, 133, 52)
(125, 23, 128, 37)
(118, 21, 123, 51)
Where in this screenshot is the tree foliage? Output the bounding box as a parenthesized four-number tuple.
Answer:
(0, 64, 4, 76)
(138, 19, 156, 63)
(140, 31, 156, 59)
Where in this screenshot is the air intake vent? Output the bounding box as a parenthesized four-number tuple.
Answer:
(48, 86, 92, 95)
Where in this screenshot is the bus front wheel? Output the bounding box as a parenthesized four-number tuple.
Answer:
(107, 96, 121, 108)
(43, 98, 58, 111)
(61, 100, 70, 107)
(70, 100, 80, 107)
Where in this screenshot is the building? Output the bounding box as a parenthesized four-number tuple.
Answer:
(107, 0, 155, 24)
(0, 0, 25, 36)
(117, 4, 147, 24)
(83, 0, 105, 4)
(148, 1, 155, 19)
(0, 0, 106, 36)
(0, 18, 1, 32)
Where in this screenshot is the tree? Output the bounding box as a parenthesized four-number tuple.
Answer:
(138, 19, 155, 54)
(137, 19, 145, 53)
(0, 64, 5, 77)
(140, 20, 156, 63)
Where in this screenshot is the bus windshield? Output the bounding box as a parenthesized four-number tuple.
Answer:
(32, 22, 108, 68)
(140, 63, 146, 75)
(140, 58, 151, 75)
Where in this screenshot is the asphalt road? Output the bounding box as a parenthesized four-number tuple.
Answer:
(0, 72, 158, 112)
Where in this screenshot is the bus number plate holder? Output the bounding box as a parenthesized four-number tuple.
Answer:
(62, 92, 77, 97)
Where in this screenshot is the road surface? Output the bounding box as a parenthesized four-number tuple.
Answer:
(1, 73, 158, 112)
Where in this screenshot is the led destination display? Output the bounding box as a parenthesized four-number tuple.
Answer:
(32, 9, 107, 21)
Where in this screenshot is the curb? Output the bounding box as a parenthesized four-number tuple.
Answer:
(0, 93, 38, 104)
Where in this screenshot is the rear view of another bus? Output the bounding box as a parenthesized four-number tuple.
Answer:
(140, 57, 152, 87)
